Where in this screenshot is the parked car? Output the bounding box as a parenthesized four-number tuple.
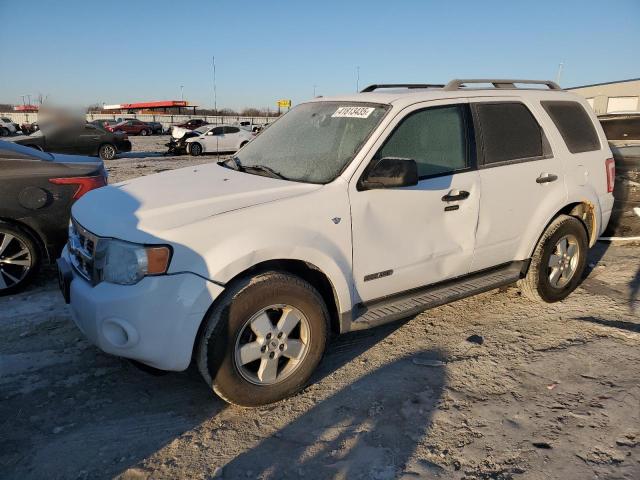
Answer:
(145, 121, 164, 135)
(106, 119, 152, 136)
(174, 118, 208, 130)
(11, 123, 131, 160)
(0, 117, 18, 136)
(186, 124, 254, 155)
(0, 141, 107, 295)
(58, 78, 614, 407)
(165, 125, 205, 155)
(89, 119, 120, 130)
(598, 113, 640, 144)
(20, 122, 39, 135)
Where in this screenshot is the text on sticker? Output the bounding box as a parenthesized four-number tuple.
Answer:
(332, 106, 375, 119)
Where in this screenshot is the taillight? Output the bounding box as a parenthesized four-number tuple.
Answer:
(605, 158, 615, 193)
(49, 175, 107, 200)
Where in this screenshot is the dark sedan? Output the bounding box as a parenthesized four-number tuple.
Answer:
(0, 141, 107, 295)
(10, 123, 131, 160)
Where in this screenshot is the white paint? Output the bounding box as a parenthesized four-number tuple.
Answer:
(66, 85, 615, 372)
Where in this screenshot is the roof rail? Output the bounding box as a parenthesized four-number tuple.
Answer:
(443, 79, 562, 91)
(360, 83, 445, 93)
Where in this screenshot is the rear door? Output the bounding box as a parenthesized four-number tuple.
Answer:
(223, 126, 241, 150)
(350, 99, 481, 303)
(469, 99, 567, 271)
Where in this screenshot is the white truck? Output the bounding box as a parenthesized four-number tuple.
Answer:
(58, 79, 615, 406)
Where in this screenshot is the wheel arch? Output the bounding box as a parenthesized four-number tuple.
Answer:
(0, 216, 48, 261)
(525, 201, 595, 262)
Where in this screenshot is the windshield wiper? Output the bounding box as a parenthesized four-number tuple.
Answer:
(243, 164, 288, 180)
(218, 156, 244, 171)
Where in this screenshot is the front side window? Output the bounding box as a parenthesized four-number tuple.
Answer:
(210, 127, 224, 135)
(474, 102, 543, 164)
(376, 105, 469, 178)
(235, 102, 389, 184)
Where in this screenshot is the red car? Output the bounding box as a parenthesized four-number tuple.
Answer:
(106, 119, 152, 136)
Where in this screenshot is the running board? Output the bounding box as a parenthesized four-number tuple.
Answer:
(349, 262, 525, 331)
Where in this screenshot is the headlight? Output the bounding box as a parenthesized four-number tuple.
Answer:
(102, 239, 171, 285)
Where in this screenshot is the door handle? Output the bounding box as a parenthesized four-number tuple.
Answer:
(536, 173, 558, 184)
(441, 190, 470, 202)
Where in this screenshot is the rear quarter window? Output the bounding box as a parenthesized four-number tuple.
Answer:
(541, 101, 600, 153)
(474, 102, 544, 165)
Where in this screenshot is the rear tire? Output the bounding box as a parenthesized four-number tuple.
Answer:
(98, 143, 117, 160)
(0, 222, 40, 296)
(189, 143, 202, 156)
(519, 215, 588, 303)
(0, 127, 8, 137)
(140, 129, 148, 136)
(196, 272, 329, 407)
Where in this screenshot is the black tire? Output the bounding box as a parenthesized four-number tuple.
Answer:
(196, 271, 329, 407)
(519, 214, 588, 303)
(98, 143, 117, 160)
(0, 127, 8, 137)
(239, 141, 248, 149)
(189, 143, 202, 156)
(0, 221, 40, 296)
(140, 129, 148, 136)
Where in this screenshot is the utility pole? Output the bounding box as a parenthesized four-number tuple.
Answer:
(313, 84, 318, 97)
(555, 62, 564, 86)
(180, 85, 184, 101)
(356, 66, 360, 92)
(212, 56, 218, 115)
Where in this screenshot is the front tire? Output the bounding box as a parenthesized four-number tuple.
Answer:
(189, 143, 202, 156)
(98, 143, 117, 160)
(140, 129, 148, 136)
(0, 127, 8, 137)
(519, 215, 588, 303)
(0, 222, 40, 296)
(196, 272, 329, 407)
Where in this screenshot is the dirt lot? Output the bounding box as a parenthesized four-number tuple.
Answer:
(1, 136, 639, 480)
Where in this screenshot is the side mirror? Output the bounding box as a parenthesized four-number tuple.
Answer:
(360, 157, 419, 190)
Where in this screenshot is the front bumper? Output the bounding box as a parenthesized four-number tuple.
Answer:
(59, 247, 224, 371)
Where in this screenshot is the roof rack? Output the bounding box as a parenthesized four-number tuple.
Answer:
(360, 83, 445, 93)
(443, 79, 561, 91)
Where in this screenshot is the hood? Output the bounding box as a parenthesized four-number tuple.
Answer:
(71, 162, 321, 242)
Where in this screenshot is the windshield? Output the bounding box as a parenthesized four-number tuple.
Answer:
(1, 117, 11, 122)
(234, 101, 389, 184)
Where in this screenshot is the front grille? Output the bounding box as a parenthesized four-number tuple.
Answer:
(68, 219, 99, 283)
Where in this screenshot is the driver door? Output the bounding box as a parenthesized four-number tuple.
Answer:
(350, 100, 481, 303)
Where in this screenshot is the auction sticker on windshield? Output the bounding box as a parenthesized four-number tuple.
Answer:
(332, 106, 375, 119)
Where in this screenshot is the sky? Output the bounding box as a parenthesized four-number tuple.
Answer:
(0, 0, 638, 111)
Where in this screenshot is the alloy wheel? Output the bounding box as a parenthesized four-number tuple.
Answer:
(547, 234, 579, 288)
(0, 232, 32, 290)
(234, 304, 310, 385)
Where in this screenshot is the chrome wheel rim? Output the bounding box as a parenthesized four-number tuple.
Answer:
(0, 232, 32, 290)
(234, 304, 310, 386)
(102, 145, 115, 159)
(548, 234, 579, 288)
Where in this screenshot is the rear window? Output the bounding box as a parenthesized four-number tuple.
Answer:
(474, 102, 543, 164)
(599, 116, 640, 141)
(541, 101, 600, 153)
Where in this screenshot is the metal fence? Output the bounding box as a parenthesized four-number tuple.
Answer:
(1, 112, 278, 130)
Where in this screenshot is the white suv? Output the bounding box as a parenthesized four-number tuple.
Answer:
(58, 79, 615, 406)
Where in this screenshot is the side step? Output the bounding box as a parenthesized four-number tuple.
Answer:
(350, 262, 525, 331)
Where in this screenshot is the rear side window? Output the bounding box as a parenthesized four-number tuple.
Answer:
(224, 126, 240, 134)
(474, 102, 543, 164)
(541, 101, 600, 153)
(376, 105, 469, 178)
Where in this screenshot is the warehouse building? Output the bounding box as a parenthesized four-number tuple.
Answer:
(567, 78, 640, 115)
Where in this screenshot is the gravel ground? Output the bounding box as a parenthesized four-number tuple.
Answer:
(1, 136, 639, 480)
